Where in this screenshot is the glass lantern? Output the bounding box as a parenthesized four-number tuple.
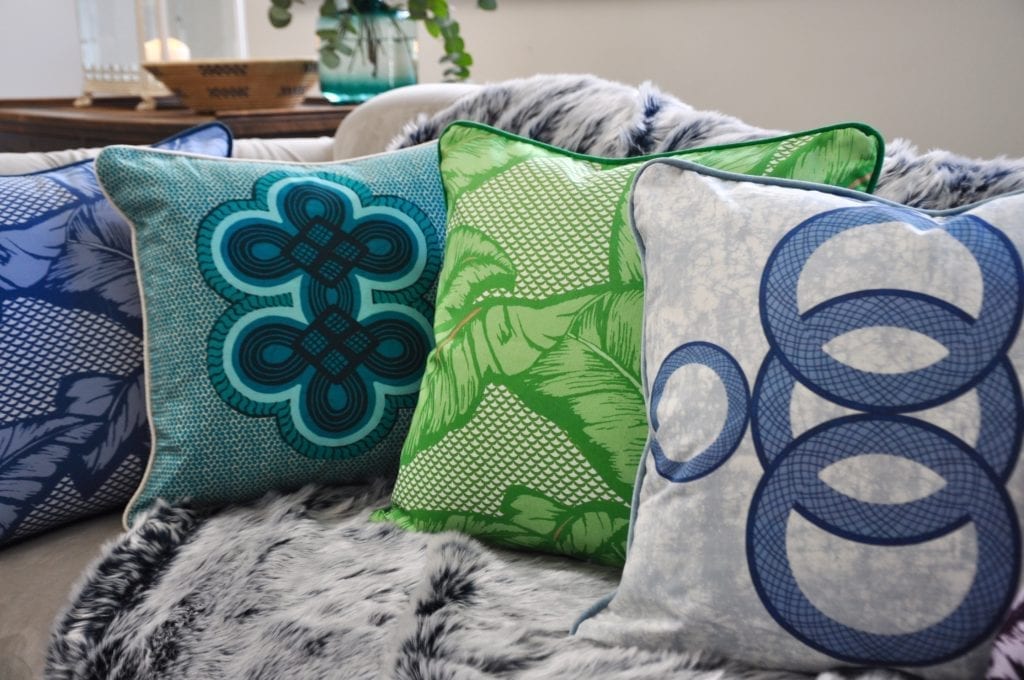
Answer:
(75, 0, 249, 110)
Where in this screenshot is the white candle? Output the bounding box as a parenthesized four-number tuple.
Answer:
(143, 37, 191, 62)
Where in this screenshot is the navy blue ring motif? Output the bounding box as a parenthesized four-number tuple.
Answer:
(759, 205, 1024, 413)
(745, 204, 1024, 665)
(747, 415, 1020, 665)
(649, 341, 750, 483)
(751, 352, 1023, 482)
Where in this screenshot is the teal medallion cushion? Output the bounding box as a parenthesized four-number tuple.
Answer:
(0, 123, 231, 545)
(573, 159, 1024, 678)
(94, 144, 444, 524)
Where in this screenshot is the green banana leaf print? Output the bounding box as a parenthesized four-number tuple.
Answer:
(609, 190, 644, 287)
(684, 126, 880, 190)
(507, 289, 646, 501)
(376, 485, 630, 566)
(500, 486, 631, 565)
(401, 225, 597, 458)
(372, 505, 553, 551)
(438, 123, 554, 196)
(431, 227, 516, 332)
(385, 121, 883, 565)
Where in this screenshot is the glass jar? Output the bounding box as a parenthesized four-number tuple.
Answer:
(317, 5, 418, 105)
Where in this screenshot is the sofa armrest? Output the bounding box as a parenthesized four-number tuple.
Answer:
(332, 82, 480, 160)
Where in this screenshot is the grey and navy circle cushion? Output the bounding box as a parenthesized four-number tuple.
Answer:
(573, 159, 1024, 679)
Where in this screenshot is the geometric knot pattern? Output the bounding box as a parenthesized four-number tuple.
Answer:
(199, 173, 436, 459)
(282, 218, 367, 286)
(293, 307, 378, 381)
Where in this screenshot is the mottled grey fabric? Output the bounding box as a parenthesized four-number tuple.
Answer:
(573, 160, 1024, 679)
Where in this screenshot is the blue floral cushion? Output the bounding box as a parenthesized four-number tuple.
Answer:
(94, 143, 444, 524)
(0, 123, 232, 545)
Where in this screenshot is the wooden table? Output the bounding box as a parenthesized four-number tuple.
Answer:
(0, 97, 355, 152)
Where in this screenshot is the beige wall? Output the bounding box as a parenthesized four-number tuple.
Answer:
(3, 0, 1021, 158)
(413, 0, 1024, 159)
(0, 0, 82, 100)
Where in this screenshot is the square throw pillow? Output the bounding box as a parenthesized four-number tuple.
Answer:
(379, 121, 884, 565)
(0, 123, 232, 545)
(573, 159, 1024, 678)
(95, 143, 445, 525)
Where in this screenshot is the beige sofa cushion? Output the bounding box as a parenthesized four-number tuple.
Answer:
(231, 136, 334, 162)
(0, 513, 123, 680)
(0, 137, 336, 175)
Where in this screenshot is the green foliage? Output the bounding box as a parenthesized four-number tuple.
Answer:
(267, 0, 497, 81)
(500, 487, 630, 565)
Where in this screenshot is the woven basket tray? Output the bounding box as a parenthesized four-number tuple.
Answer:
(143, 59, 319, 113)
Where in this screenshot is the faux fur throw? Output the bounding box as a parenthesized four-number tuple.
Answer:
(48, 484, 908, 680)
(389, 74, 1024, 210)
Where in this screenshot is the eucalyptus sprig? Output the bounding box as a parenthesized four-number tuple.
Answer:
(268, 0, 497, 81)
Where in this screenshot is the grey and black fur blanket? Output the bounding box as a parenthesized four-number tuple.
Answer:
(48, 484, 907, 680)
(48, 74, 1024, 680)
(389, 74, 1024, 210)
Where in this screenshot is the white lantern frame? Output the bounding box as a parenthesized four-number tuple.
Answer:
(74, 0, 248, 110)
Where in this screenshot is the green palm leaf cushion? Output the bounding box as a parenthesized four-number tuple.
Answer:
(377, 121, 884, 565)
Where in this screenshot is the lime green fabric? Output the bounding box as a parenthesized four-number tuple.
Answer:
(379, 121, 883, 565)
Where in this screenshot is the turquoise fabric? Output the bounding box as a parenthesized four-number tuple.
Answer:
(95, 144, 445, 524)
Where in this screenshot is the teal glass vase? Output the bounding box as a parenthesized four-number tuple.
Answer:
(317, 7, 418, 105)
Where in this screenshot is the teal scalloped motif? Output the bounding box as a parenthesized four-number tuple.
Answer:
(198, 172, 436, 459)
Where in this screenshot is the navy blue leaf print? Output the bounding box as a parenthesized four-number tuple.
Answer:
(0, 206, 70, 290)
(64, 375, 122, 417)
(0, 416, 103, 535)
(44, 196, 141, 320)
(0, 122, 231, 543)
(51, 162, 106, 201)
(63, 369, 149, 486)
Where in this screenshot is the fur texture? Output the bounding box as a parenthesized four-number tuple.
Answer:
(48, 484, 911, 679)
(988, 589, 1024, 679)
(389, 74, 1024, 211)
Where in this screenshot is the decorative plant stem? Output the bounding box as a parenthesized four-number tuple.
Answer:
(268, 0, 497, 81)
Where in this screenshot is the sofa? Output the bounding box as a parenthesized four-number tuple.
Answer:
(0, 76, 1021, 680)
(0, 82, 475, 680)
